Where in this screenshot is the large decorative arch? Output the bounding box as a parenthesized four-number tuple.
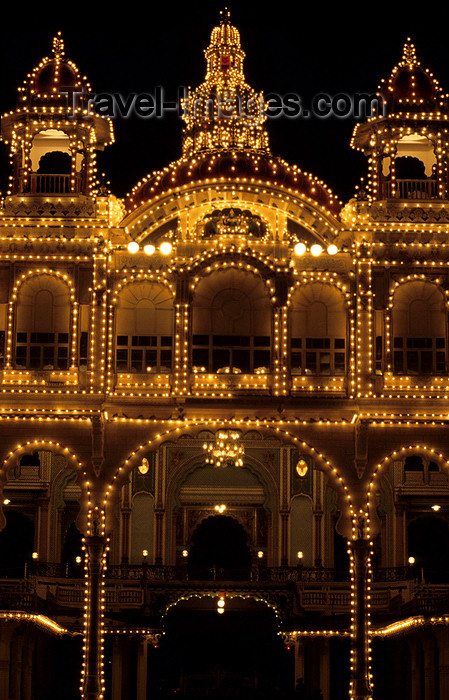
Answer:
(6, 269, 77, 370)
(105, 421, 352, 512)
(367, 444, 449, 526)
(387, 276, 448, 376)
(287, 278, 350, 377)
(106, 275, 175, 392)
(190, 266, 274, 374)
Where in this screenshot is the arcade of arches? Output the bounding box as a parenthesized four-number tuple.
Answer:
(1, 12, 449, 700)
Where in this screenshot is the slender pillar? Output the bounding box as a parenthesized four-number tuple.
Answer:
(313, 509, 323, 566)
(111, 637, 123, 700)
(436, 628, 449, 699)
(155, 509, 164, 564)
(319, 638, 330, 700)
(0, 623, 12, 699)
(121, 507, 131, 564)
(10, 633, 23, 700)
(136, 637, 148, 700)
(394, 503, 406, 567)
(349, 538, 372, 700)
(423, 637, 435, 700)
(37, 497, 50, 560)
(294, 638, 305, 686)
(82, 533, 106, 700)
(22, 638, 34, 700)
(410, 639, 421, 700)
(280, 510, 289, 566)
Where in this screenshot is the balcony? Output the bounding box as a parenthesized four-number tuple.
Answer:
(0, 563, 432, 623)
(27, 173, 82, 195)
(381, 178, 439, 200)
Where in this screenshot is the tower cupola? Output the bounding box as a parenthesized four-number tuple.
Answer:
(1, 33, 113, 199)
(351, 39, 449, 205)
(182, 9, 269, 156)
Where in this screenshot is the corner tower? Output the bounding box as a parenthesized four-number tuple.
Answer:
(351, 39, 449, 212)
(1, 33, 113, 204)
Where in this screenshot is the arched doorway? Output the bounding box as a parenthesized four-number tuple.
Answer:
(408, 515, 449, 583)
(0, 510, 35, 576)
(188, 515, 252, 580)
(151, 597, 291, 698)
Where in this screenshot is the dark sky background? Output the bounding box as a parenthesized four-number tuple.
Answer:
(2, 1, 449, 203)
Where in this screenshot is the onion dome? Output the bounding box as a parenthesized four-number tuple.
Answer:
(182, 8, 269, 156)
(18, 32, 91, 104)
(378, 38, 446, 114)
(127, 150, 341, 216)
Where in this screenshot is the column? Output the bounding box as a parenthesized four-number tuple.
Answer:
(280, 510, 289, 566)
(121, 507, 131, 564)
(319, 638, 330, 700)
(155, 509, 164, 564)
(409, 639, 421, 700)
(37, 497, 50, 561)
(22, 637, 34, 700)
(394, 503, 406, 567)
(349, 538, 372, 700)
(111, 637, 123, 700)
(436, 628, 449, 699)
(0, 623, 11, 699)
(313, 509, 323, 566)
(294, 638, 305, 686)
(10, 633, 23, 700)
(423, 637, 435, 700)
(82, 533, 106, 700)
(136, 637, 148, 700)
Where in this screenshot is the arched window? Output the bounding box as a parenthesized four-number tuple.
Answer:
(15, 274, 70, 370)
(289, 283, 347, 375)
(392, 281, 446, 375)
(191, 269, 271, 373)
(115, 281, 174, 373)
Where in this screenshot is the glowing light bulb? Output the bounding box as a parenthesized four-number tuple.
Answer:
(160, 242, 172, 255)
(144, 244, 155, 255)
(327, 244, 338, 255)
(297, 551, 304, 560)
(127, 242, 139, 254)
(294, 242, 306, 256)
(310, 244, 323, 256)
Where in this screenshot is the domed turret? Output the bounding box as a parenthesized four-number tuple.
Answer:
(182, 8, 269, 156)
(127, 10, 340, 218)
(1, 33, 113, 200)
(351, 39, 449, 207)
(20, 33, 90, 99)
(378, 38, 446, 114)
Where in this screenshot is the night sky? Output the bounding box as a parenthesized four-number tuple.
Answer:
(2, 1, 449, 203)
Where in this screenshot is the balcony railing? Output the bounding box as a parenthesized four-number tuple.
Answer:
(0, 565, 443, 618)
(381, 178, 439, 200)
(27, 173, 82, 194)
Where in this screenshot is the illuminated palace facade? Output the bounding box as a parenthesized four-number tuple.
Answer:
(1, 15, 449, 700)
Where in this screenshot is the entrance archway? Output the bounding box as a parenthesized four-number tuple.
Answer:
(188, 515, 252, 580)
(408, 515, 449, 583)
(152, 597, 290, 698)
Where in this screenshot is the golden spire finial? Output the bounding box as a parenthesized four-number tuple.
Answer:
(220, 7, 231, 24)
(52, 31, 65, 59)
(401, 37, 417, 67)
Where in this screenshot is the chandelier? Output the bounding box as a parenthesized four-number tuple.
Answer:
(203, 430, 244, 468)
